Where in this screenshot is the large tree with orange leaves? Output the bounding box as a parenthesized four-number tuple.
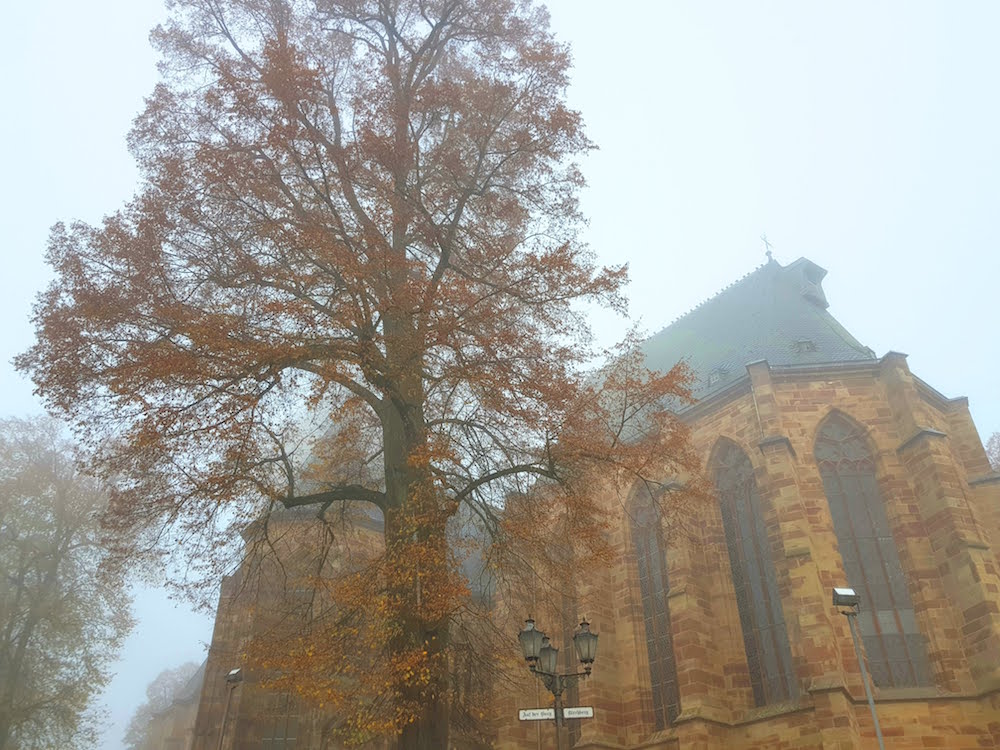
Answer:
(20, 1, 698, 747)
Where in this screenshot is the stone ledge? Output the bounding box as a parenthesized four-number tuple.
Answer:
(962, 539, 991, 551)
(807, 680, 1000, 705)
(873, 686, 950, 702)
(897, 427, 948, 453)
(666, 584, 687, 600)
(805, 675, 845, 693)
(969, 473, 1000, 487)
(758, 434, 796, 458)
(669, 698, 814, 728)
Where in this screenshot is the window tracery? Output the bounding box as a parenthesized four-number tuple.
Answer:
(815, 414, 931, 687)
(712, 440, 797, 704)
(631, 495, 680, 728)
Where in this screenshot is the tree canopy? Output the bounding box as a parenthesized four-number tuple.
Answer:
(19, 1, 699, 746)
(0, 417, 133, 750)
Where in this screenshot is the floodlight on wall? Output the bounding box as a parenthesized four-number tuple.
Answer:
(225, 668, 243, 684)
(832, 587, 859, 608)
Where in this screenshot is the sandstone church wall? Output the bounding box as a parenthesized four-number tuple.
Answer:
(546, 354, 1000, 750)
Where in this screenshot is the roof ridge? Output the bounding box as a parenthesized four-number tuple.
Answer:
(656, 259, 774, 331)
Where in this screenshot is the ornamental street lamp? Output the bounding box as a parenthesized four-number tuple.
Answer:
(833, 587, 885, 750)
(518, 617, 599, 750)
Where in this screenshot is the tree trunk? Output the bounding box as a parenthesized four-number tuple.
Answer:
(381, 306, 451, 748)
(383, 500, 452, 750)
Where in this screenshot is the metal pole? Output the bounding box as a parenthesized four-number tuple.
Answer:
(552, 677, 563, 750)
(215, 683, 236, 750)
(845, 611, 886, 750)
(535, 674, 542, 750)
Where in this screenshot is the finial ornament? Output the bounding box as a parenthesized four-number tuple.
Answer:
(761, 233, 774, 262)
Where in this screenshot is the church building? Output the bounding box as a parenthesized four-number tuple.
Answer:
(499, 256, 1000, 749)
(192, 257, 1000, 749)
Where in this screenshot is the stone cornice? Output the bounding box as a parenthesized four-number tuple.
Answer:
(913, 375, 968, 412)
(679, 357, 887, 423)
(769, 359, 881, 380)
(678, 376, 752, 423)
(897, 427, 948, 454)
(970, 473, 1000, 487)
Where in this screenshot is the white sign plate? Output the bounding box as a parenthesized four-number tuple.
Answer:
(519, 708, 555, 721)
(562, 706, 595, 719)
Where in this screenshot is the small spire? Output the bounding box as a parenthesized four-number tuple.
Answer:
(761, 232, 774, 262)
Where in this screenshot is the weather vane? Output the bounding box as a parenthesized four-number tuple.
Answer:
(761, 233, 774, 262)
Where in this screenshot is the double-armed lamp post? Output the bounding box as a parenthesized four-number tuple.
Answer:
(518, 617, 599, 750)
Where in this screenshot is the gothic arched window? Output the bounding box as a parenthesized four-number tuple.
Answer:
(815, 413, 932, 687)
(712, 440, 796, 705)
(631, 495, 680, 728)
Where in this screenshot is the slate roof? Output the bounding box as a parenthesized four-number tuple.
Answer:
(641, 257, 876, 400)
(151, 660, 206, 718)
(175, 659, 206, 704)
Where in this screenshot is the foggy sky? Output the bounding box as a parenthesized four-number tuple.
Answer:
(2, 2, 998, 747)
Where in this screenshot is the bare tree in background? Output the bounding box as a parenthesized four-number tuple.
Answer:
(987, 432, 999, 471)
(0, 417, 133, 750)
(123, 661, 200, 750)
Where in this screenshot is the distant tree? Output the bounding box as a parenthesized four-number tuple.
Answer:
(122, 661, 200, 750)
(0, 417, 133, 750)
(18, 1, 700, 747)
(987, 431, 999, 471)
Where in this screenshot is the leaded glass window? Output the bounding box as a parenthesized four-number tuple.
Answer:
(261, 692, 299, 749)
(712, 440, 797, 705)
(631, 496, 680, 728)
(815, 414, 931, 687)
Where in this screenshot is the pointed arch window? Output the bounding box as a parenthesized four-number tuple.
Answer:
(631, 494, 680, 729)
(815, 414, 931, 687)
(712, 441, 796, 705)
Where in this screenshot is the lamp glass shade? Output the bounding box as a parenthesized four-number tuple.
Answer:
(518, 618, 545, 662)
(573, 619, 598, 664)
(538, 638, 559, 675)
(832, 587, 859, 608)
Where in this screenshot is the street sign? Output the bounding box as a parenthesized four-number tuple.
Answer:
(519, 708, 555, 721)
(518, 706, 594, 721)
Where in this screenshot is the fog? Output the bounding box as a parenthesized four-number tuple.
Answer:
(1, 1, 997, 747)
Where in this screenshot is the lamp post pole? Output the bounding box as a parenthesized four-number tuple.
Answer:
(833, 587, 885, 750)
(843, 608, 886, 750)
(533, 670, 578, 750)
(215, 668, 243, 750)
(518, 617, 599, 750)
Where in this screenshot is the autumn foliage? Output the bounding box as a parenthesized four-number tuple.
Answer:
(19, 1, 701, 747)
